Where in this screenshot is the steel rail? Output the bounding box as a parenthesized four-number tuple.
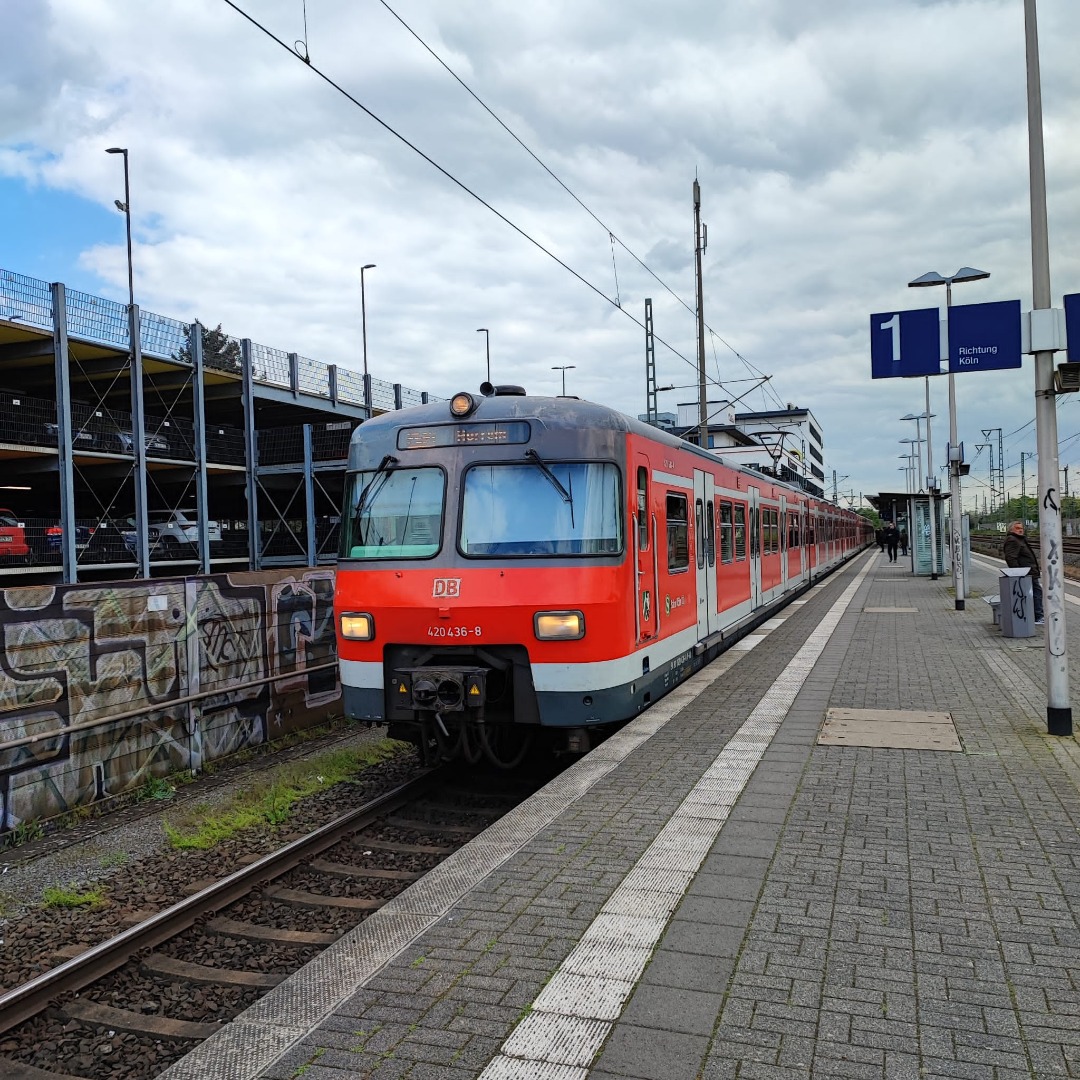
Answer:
(0, 766, 443, 1035)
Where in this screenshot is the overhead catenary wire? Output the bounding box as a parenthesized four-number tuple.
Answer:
(225, 0, 771, 407)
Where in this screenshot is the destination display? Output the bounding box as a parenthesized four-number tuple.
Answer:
(398, 421, 531, 450)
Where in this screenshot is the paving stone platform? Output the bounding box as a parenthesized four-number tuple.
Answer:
(163, 548, 1080, 1080)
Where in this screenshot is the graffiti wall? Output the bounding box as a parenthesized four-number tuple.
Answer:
(0, 568, 340, 831)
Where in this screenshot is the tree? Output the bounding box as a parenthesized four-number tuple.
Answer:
(174, 322, 241, 373)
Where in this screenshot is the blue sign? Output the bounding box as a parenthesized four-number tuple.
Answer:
(870, 308, 941, 379)
(947, 299, 1022, 373)
(1065, 293, 1080, 362)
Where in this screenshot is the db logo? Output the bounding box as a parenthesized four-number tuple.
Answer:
(432, 578, 461, 598)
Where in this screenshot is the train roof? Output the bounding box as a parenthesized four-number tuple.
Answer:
(360, 388, 694, 447)
(354, 388, 861, 514)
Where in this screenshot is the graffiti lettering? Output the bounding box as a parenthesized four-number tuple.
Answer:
(1043, 486, 1059, 513)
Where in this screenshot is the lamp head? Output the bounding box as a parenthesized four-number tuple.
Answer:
(908, 271, 947, 288)
(362, 263, 375, 271)
(951, 266, 990, 283)
(105, 147, 126, 155)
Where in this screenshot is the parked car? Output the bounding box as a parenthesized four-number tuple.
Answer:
(102, 429, 171, 456)
(43, 422, 97, 450)
(0, 509, 32, 564)
(85, 518, 138, 562)
(146, 510, 222, 556)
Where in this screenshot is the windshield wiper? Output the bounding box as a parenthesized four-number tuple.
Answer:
(525, 449, 576, 529)
(354, 454, 398, 541)
(525, 450, 572, 504)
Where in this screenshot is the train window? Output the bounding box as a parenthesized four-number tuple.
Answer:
(720, 501, 733, 563)
(706, 501, 715, 566)
(459, 461, 622, 557)
(764, 508, 779, 555)
(734, 504, 746, 560)
(666, 492, 689, 572)
(695, 500, 705, 569)
(788, 512, 799, 549)
(340, 466, 445, 559)
(637, 467, 649, 550)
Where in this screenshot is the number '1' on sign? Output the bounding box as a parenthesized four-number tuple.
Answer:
(869, 307, 942, 380)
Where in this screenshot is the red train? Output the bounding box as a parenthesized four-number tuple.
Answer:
(334, 384, 872, 766)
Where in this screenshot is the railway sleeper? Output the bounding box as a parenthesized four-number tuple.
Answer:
(140, 952, 283, 989)
(261, 885, 384, 911)
(383, 814, 483, 836)
(204, 916, 337, 946)
(0, 1057, 88, 1080)
(351, 837, 454, 856)
(307, 858, 421, 882)
(63, 998, 220, 1041)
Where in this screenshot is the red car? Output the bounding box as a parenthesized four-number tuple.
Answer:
(0, 509, 32, 564)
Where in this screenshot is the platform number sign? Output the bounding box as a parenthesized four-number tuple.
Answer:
(870, 307, 942, 380)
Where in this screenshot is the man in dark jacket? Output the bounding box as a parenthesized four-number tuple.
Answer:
(883, 522, 900, 563)
(1003, 521, 1043, 624)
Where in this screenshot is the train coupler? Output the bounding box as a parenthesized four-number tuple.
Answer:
(392, 666, 488, 713)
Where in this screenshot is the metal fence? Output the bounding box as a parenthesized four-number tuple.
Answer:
(0, 267, 437, 410)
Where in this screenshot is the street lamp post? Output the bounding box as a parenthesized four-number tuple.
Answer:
(552, 365, 575, 396)
(909, 266, 990, 610)
(105, 149, 134, 318)
(476, 328, 490, 384)
(105, 146, 149, 577)
(361, 264, 375, 412)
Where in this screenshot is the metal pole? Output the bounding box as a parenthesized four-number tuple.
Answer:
(945, 281, 965, 610)
(925, 377, 938, 579)
(693, 179, 707, 450)
(1024, 0, 1070, 734)
(477, 329, 490, 384)
(361, 264, 375, 413)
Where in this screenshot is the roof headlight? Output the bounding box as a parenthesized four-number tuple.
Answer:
(534, 611, 585, 640)
(450, 392, 477, 418)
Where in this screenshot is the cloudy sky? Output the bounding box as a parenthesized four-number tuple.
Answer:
(2, 0, 1080, 511)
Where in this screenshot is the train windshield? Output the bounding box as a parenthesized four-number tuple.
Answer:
(340, 466, 445, 559)
(460, 462, 622, 556)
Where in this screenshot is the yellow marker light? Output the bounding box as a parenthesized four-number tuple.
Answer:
(534, 611, 585, 640)
(450, 392, 477, 418)
(340, 612, 375, 640)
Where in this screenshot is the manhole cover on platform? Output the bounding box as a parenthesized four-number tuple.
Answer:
(818, 708, 961, 751)
(863, 607, 919, 613)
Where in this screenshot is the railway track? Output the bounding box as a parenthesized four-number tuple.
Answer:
(0, 763, 554, 1080)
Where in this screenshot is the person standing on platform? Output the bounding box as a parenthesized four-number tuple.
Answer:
(1003, 521, 1044, 625)
(899, 528, 909, 557)
(884, 522, 899, 563)
(876, 527, 886, 554)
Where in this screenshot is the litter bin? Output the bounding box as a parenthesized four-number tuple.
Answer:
(999, 568, 1034, 638)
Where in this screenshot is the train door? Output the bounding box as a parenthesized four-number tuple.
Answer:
(779, 495, 789, 586)
(749, 486, 761, 608)
(694, 470, 720, 639)
(800, 502, 809, 578)
(634, 456, 657, 643)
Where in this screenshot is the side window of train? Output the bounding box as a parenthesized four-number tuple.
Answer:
(666, 492, 689, 573)
(637, 467, 649, 551)
(695, 500, 705, 569)
(720, 500, 733, 563)
(734, 503, 746, 560)
(706, 501, 716, 566)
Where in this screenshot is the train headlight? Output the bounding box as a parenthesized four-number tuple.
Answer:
(340, 612, 375, 640)
(534, 610, 585, 640)
(450, 392, 478, 418)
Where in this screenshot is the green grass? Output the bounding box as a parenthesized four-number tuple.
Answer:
(162, 739, 409, 850)
(42, 883, 107, 909)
